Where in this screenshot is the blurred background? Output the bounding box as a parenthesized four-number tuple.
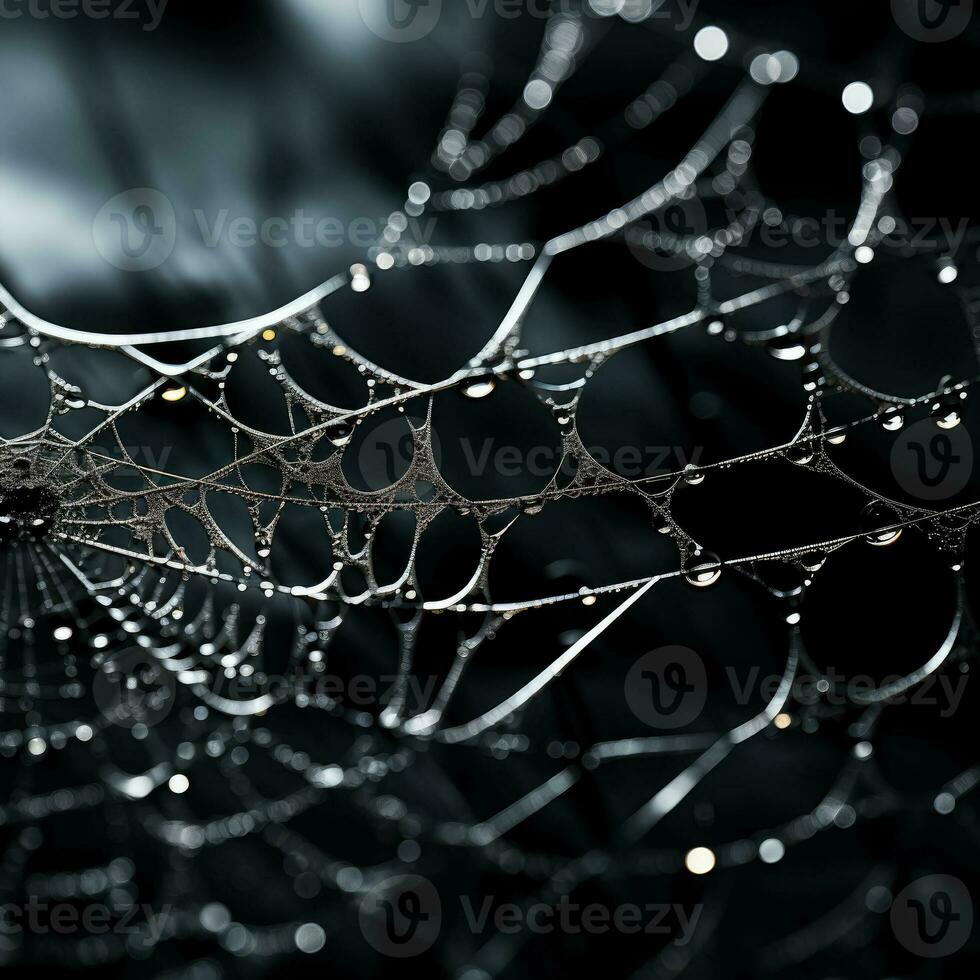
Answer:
(2, 1, 980, 978)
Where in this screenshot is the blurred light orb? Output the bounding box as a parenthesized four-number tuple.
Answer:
(842, 81, 874, 114)
(685, 847, 717, 874)
(694, 26, 729, 62)
(749, 52, 797, 85)
(294, 922, 326, 954)
(759, 838, 785, 864)
(892, 106, 919, 134)
(618, 0, 653, 22)
(523, 79, 554, 111)
(937, 255, 959, 284)
(772, 50, 799, 82)
(408, 181, 431, 205)
(588, 0, 626, 15)
(350, 263, 372, 292)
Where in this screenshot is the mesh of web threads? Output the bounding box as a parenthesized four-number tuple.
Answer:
(0, 7, 978, 976)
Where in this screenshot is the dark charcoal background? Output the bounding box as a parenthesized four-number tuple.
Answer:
(1, 1, 980, 978)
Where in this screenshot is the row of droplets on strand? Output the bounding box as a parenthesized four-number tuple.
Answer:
(0, 11, 976, 975)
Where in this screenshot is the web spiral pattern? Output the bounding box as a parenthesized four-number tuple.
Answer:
(1, 5, 979, 977)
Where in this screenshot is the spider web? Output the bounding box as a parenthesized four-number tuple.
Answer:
(0, 5, 977, 977)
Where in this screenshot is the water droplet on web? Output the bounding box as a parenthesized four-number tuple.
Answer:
(932, 393, 963, 430)
(760, 560, 805, 596)
(325, 421, 353, 447)
(802, 362, 823, 391)
(800, 550, 827, 572)
(768, 335, 807, 361)
(879, 407, 904, 432)
(256, 531, 272, 559)
(862, 502, 902, 546)
(684, 551, 722, 588)
(787, 443, 814, 466)
(683, 464, 705, 485)
(462, 376, 497, 399)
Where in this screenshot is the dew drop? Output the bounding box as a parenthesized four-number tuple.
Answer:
(932, 393, 963, 430)
(862, 502, 902, 547)
(325, 421, 353, 448)
(879, 407, 904, 432)
(684, 551, 722, 588)
(162, 386, 187, 403)
(787, 444, 814, 466)
(768, 335, 807, 361)
(255, 531, 272, 559)
(799, 550, 827, 572)
(683, 464, 705, 486)
(462, 376, 497, 399)
(760, 560, 805, 596)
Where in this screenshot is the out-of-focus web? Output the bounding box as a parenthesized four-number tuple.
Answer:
(0, 6, 978, 976)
